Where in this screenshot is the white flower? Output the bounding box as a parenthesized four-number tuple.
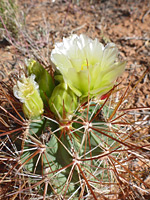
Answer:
(51, 34, 125, 98)
(13, 74, 39, 102)
(13, 74, 43, 118)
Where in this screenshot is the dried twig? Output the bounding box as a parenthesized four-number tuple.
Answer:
(118, 36, 150, 41)
(142, 9, 150, 23)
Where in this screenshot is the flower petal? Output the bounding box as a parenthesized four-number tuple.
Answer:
(83, 38, 104, 65)
(65, 68, 90, 97)
(51, 53, 73, 74)
(101, 43, 118, 70)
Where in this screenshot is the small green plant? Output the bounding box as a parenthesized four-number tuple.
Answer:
(0, 0, 18, 39)
(0, 34, 150, 199)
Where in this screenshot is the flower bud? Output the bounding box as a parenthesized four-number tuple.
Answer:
(13, 74, 44, 119)
(28, 59, 55, 105)
(49, 82, 78, 120)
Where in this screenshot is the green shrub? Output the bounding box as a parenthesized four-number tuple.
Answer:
(0, 0, 18, 39)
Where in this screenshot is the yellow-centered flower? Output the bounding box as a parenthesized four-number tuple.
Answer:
(51, 34, 125, 98)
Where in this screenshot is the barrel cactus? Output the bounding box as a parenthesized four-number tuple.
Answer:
(0, 34, 149, 199)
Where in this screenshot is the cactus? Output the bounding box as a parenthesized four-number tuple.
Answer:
(0, 35, 150, 199)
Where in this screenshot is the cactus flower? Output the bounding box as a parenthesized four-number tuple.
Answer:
(13, 74, 44, 119)
(51, 34, 125, 98)
(49, 82, 78, 119)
